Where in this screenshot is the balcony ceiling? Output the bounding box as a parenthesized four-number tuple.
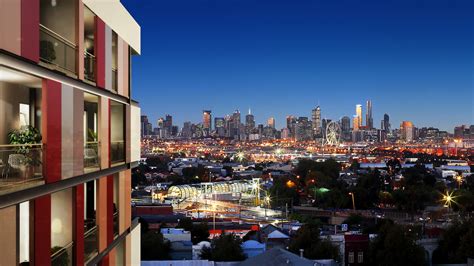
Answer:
(0, 67, 42, 88)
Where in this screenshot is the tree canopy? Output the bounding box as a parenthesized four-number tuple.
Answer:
(200, 233, 246, 261)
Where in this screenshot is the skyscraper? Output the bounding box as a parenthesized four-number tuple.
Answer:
(182, 121, 192, 138)
(400, 121, 415, 142)
(353, 115, 360, 131)
(356, 104, 363, 128)
(215, 117, 225, 137)
(312, 106, 321, 138)
(381, 113, 390, 132)
(0, 1, 141, 264)
(267, 117, 276, 129)
(295, 117, 312, 141)
(203, 110, 212, 131)
(366, 100, 373, 129)
(245, 109, 255, 134)
(286, 115, 296, 138)
(231, 110, 241, 139)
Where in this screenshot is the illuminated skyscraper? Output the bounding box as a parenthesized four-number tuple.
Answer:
(267, 117, 276, 129)
(355, 104, 363, 128)
(366, 100, 373, 129)
(312, 106, 321, 137)
(203, 110, 212, 131)
(353, 115, 360, 131)
(286, 115, 296, 137)
(400, 121, 414, 142)
(245, 108, 255, 134)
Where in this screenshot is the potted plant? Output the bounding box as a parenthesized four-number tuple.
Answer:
(40, 40, 56, 62)
(8, 125, 42, 178)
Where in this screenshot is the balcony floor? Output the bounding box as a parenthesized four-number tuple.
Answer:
(0, 176, 44, 196)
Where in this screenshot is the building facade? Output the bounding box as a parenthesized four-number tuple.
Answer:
(311, 106, 321, 138)
(0, 0, 141, 265)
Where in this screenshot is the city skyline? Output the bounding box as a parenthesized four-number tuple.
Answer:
(141, 101, 469, 133)
(122, 0, 473, 132)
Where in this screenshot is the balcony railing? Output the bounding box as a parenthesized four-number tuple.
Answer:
(51, 242, 73, 266)
(0, 144, 43, 196)
(84, 225, 98, 262)
(112, 67, 118, 92)
(40, 24, 77, 75)
(84, 141, 100, 173)
(110, 141, 125, 164)
(84, 51, 96, 82)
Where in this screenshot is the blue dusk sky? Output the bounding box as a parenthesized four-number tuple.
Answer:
(122, 0, 473, 132)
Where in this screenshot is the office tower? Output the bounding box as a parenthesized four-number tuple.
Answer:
(355, 104, 363, 128)
(182, 122, 192, 139)
(164, 114, 173, 138)
(400, 121, 415, 142)
(295, 117, 311, 141)
(202, 110, 212, 130)
(231, 110, 241, 139)
(311, 106, 322, 137)
(281, 128, 290, 139)
(353, 115, 360, 131)
(0, 1, 141, 265)
(202, 110, 212, 136)
(141, 115, 150, 136)
(267, 117, 276, 129)
(341, 116, 351, 141)
(214, 117, 225, 137)
(157, 118, 165, 138)
(366, 100, 373, 129)
(381, 113, 390, 132)
(286, 115, 297, 138)
(245, 109, 255, 134)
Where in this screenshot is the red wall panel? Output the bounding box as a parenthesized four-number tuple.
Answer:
(95, 17, 106, 88)
(21, 0, 39, 62)
(42, 79, 62, 183)
(74, 184, 85, 266)
(34, 195, 51, 265)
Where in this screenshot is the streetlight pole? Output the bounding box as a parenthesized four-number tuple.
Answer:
(348, 192, 356, 211)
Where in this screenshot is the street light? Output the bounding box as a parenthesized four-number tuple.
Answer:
(442, 190, 456, 212)
(264, 196, 271, 219)
(348, 192, 356, 211)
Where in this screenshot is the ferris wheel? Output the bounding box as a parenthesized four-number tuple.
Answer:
(325, 121, 341, 145)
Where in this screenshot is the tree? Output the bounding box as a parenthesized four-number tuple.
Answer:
(368, 222, 425, 266)
(141, 230, 171, 260)
(433, 219, 474, 264)
(200, 233, 246, 261)
(191, 222, 210, 244)
(177, 217, 193, 231)
(289, 223, 340, 261)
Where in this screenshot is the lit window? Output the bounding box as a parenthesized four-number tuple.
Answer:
(348, 252, 354, 263)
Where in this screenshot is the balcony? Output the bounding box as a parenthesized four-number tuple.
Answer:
(51, 242, 73, 266)
(111, 67, 118, 92)
(0, 144, 43, 196)
(84, 225, 98, 262)
(84, 51, 96, 82)
(40, 24, 77, 76)
(110, 141, 125, 165)
(84, 141, 100, 173)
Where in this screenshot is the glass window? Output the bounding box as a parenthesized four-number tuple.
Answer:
(51, 188, 73, 266)
(110, 101, 125, 164)
(358, 251, 363, 263)
(84, 93, 100, 173)
(348, 252, 354, 263)
(0, 67, 43, 196)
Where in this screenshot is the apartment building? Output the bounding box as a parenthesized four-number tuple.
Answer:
(0, 0, 141, 265)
